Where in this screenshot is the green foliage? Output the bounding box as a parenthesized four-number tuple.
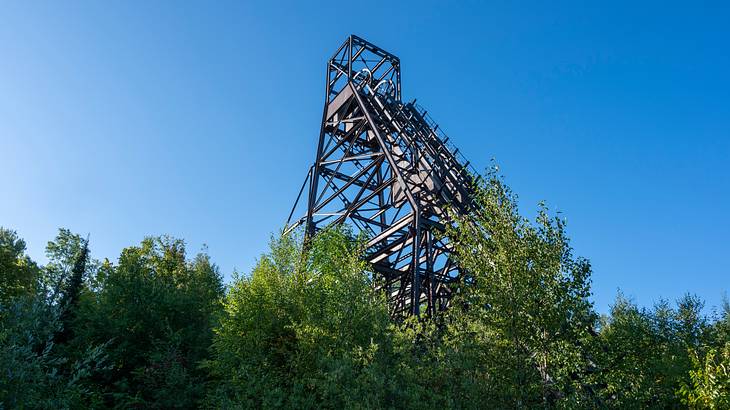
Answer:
(0, 228, 107, 409)
(443, 168, 598, 407)
(711, 298, 730, 351)
(0, 291, 107, 409)
(680, 343, 730, 409)
(206, 170, 604, 409)
(41, 228, 88, 306)
(593, 293, 712, 408)
(0, 227, 40, 305)
(55, 238, 90, 345)
(679, 301, 730, 409)
(1, 168, 727, 409)
(206, 227, 397, 408)
(73, 236, 225, 408)
(0, 230, 223, 409)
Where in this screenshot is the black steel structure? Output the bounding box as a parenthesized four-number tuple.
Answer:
(286, 35, 477, 316)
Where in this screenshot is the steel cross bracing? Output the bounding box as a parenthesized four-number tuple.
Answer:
(286, 35, 478, 317)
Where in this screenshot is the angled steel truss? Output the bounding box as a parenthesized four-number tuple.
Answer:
(286, 35, 478, 316)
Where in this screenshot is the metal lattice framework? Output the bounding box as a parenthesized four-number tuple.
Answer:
(286, 35, 478, 316)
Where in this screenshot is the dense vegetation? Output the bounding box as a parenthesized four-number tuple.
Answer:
(1, 171, 728, 409)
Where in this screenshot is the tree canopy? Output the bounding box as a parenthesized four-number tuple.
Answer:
(1, 170, 727, 409)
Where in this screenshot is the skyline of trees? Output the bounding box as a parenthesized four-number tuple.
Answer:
(1, 170, 728, 408)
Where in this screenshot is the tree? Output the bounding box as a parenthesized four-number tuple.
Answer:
(42, 228, 88, 307)
(72, 235, 224, 409)
(679, 299, 730, 409)
(442, 167, 599, 407)
(1, 162, 727, 409)
(680, 342, 730, 409)
(0, 227, 40, 305)
(206, 227, 397, 409)
(55, 236, 89, 345)
(594, 293, 711, 408)
(0, 229, 106, 409)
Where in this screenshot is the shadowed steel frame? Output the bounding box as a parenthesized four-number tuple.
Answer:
(286, 35, 477, 317)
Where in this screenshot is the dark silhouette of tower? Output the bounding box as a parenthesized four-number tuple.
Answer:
(287, 35, 477, 316)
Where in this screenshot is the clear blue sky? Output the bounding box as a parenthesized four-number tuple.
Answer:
(2, 1, 728, 314)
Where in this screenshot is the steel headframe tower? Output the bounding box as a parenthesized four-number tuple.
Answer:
(286, 35, 477, 317)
